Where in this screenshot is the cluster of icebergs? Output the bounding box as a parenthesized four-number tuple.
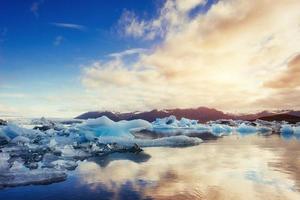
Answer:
(152, 115, 300, 136)
(1, 115, 300, 188)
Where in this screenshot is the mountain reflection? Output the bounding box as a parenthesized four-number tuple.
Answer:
(88, 152, 151, 168)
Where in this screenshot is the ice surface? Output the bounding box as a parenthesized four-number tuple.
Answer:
(11, 136, 30, 144)
(152, 115, 198, 129)
(294, 126, 300, 134)
(211, 124, 232, 135)
(49, 160, 78, 170)
(280, 125, 294, 135)
(236, 123, 257, 134)
(0, 153, 10, 172)
(97, 135, 203, 147)
(76, 116, 152, 140)
(0, 169, 67, 188)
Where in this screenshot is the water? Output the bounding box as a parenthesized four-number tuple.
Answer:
(1, 134, 300, 200)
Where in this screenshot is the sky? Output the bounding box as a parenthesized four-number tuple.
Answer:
(0, 0, 300, 118)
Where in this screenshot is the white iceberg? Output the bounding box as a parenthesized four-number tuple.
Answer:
(152, 115, 198, 129)
(76, 116, 152, 140)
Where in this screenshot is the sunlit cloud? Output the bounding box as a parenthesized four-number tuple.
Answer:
(118, 0, 206, 40)
(264, 54, 300, 89)
(81, 0, 300, 113)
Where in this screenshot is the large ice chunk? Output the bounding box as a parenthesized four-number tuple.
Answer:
(77, 116, 152, 140)
(211, 124, 232, 135)
(0, 123, 39, 140)
(280, 125, 294, 135)
(152, 115, 198, 129)
(97, 135, 203, 147)
(236, 123, 257, 134)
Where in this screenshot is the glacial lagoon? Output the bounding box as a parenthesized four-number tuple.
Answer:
(1, 117, 300, 200)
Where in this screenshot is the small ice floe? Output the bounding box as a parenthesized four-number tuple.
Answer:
(0, 169, 67, 188)
(97, 135, 203, 147)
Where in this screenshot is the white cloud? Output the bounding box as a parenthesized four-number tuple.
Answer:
(108, 48, 147, 59)
(81, 0, 300, 113)
(50, 22, 86, 31)
(119, 0, 206, 40)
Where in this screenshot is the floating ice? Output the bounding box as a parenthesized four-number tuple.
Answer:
(236, 123, 257, 134)
(97, 135, 203, 147)
(280, 125, 294, 135)
(211, 124, 232, 136)
(0, 170, 67, 188)
(49, 160, 78, 170)
(152, 115, 198, 129)
(0, 153, 10, 172)
(294, 126, 300, 134)
(76, 116, 152, 140)
(11, 136, 30, 144)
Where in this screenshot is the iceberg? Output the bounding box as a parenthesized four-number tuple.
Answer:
(211, 124, 232, 135)
(152, 115, 198, 129)
(280, 125, 294, 135)
(76, 116, 152, 140)
(236, 123, 257, 134)
(294, 126, 300, 135)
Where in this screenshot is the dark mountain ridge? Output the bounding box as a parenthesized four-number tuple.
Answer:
(75, 107, 300, 123)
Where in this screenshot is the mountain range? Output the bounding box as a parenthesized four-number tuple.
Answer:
(75, 107, 300, 123)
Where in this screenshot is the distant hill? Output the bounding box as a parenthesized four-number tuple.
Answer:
(237, 111, 276, 121)
(76, 111, 121, 121)
(258, 114, 300, 124)
(75, 107, 234, 122)
(288, 111, 300, 117)
(75, 107, 300, 123)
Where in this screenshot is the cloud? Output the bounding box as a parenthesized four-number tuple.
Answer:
(30, 0, 44, 18)
(50, 22, 86, 31)
(80, 0, 300, 113)
(254, 53, 300, 109)
(53, 35, 64, 46)
(118, 0, 206, 40)
(264, 54, 300, 89)
(108, 48, 147, 58)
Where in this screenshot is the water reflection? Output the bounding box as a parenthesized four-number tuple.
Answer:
(88, 152, 151, 167)
(77, 135, 300, 200)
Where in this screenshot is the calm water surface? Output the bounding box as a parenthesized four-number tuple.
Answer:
(1, 134, 300, 200)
